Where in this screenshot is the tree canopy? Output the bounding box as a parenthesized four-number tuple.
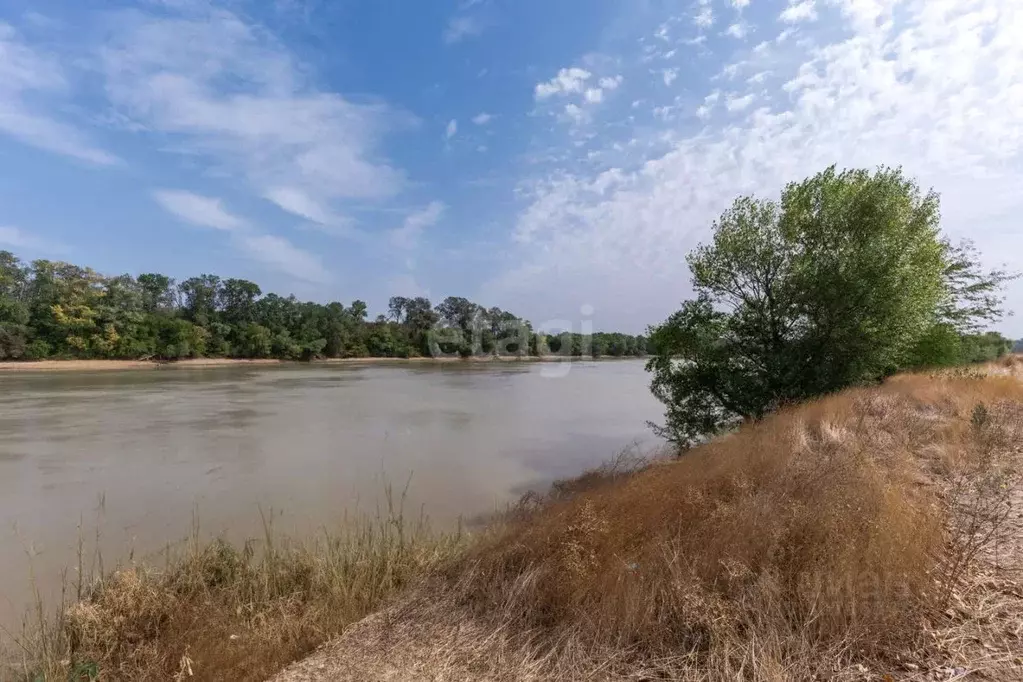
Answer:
(647, 166, 1016, 449)
(0, 253, 647, 363)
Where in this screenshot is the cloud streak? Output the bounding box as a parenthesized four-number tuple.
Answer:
(444, 15, 486, 44)
(100, 5, 406, 226)
(0, 23, 118, 165)
(152, 190, 245, 232)
(389, 201, 445, 250)
(153, 189, 330, 284)
(0, 225, 64, 253)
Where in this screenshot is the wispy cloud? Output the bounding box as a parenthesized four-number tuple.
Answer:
(693, 7, 714, 29)
(444, 15, 486, 44)
(725, 22, 749, 39)
(237, 233, 330, 284)
(263, 186, 344, 228)
(152, 190, 245, 231)
(445, 119, 458, 139)
(389, 201, 445, 250)
(534, 67, 623, 126)
(535, 68, 593, 99)
(780, 0, 818, 23)
(725, 92, 754, 111)
(100, 5, 407, 226)
(153, 189, 330, 284)
(472, 112, 493, 125)
(0, 225, 64, 253)
(0, 23, 118, 165)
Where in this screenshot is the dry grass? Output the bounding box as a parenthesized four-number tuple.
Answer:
(4, 489, 467, 682)
(274, 366, 1023, 681)
(440, 368, 1023, 680)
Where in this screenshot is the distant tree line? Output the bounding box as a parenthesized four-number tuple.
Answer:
(648, 166, 1018, 449)
(0, 252, 647, 362)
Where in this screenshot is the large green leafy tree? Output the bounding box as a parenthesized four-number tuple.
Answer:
(648, 166, 1014, 449)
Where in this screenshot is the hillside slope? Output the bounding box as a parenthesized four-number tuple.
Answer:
(275, 362, 1023, 681)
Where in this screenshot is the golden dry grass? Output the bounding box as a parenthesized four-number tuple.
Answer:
(277, 365, 1023, 681)
(4, 496, 467, 682)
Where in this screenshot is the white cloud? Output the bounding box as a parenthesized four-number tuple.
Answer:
(780, 0, 818, 23)
(720, 62, 743, 79)
(694, 8, 715, 29)
(725, 93, 755, 111)
(0, 225, 60, 252)
(389, 201, 445, 250)
(445, 119, 458, 139)
(663, 68, 679, 86)
(0, 23, 118, 165)
(152, 190, 245, 231)
(100, 5, 405, 224)
(599, 75, 624, 90)
(730, 0, 751, 7)
(725, 23, 749, 39)
(488, 0, 1023, 334)
(264, 186, 341, 226)
(444, 15, 486, 44)
(472, 112, 493, 125)
(535, 68, 621, 119)
(563, 104, 587, 123)
(388, 272, 431, 299)
(153, 189, 329, 283)
(535, 67, 592, 99)
(237, 233, 330, 284)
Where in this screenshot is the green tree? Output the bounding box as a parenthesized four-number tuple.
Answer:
(28, 261, 106, 357)
(0, 251, 30, 359)
(648, 166, 1014, 449)
(219, 279, 261, 326)
(137, 273, 176, 314)
(238, 323, 273, 358)
(178, 275, 221, 327)
(434, 296, 482, 357)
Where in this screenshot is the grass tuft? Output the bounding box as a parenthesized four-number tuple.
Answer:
(5, 491, 467, 681)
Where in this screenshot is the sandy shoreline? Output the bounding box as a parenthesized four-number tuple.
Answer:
(0, 355, 640, 373)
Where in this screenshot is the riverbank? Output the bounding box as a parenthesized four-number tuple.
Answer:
(8, 363, 1023, 681)
(0, 355, 646, 373)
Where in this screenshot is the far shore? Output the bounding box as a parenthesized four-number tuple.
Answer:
(0, 355, 646, 373)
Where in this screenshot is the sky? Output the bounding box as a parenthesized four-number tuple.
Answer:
(0, 0, 1021, 336)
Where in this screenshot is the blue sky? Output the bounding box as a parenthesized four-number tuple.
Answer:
(0, 0, 1021, 335)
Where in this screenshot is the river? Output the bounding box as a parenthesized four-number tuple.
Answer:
(0, 360, 661, 627)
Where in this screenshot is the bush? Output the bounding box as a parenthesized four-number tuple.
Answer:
(23, 339, 52, 360)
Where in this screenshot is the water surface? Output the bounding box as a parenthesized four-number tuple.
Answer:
(0, 360, 661, 625)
